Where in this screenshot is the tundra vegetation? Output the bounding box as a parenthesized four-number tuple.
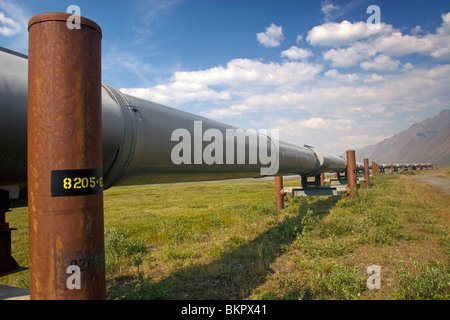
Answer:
(1, 167, 449, 300)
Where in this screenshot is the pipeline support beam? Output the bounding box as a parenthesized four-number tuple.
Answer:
(27, 13, 105, 300)
(274, 176, 284, 210)
(363, 158, 370, 189)
(346, 150, 357, 199)
(0, 190, 24, 276)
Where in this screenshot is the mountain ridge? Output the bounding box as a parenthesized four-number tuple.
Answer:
(356, 109, 450, 165)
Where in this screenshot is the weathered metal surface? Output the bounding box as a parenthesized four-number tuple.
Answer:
(27, 12, 105, 300)
(346, 150, 357, 199)
(363, 158, 370, 189)
(274, 176, 284, 210)
(372, 161, 377, 176)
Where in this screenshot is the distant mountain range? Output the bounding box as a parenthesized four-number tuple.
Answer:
(356, 109, 450, 165)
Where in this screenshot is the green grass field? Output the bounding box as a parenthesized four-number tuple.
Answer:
(2, 168, 449, 300)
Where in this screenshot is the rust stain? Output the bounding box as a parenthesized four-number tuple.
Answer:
(28, 12, 105, 300)
(346, 150, 357, 199)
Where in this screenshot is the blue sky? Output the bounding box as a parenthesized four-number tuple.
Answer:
(1, 0, 450, 155)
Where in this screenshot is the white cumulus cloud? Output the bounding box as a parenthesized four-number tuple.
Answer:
(360, 55, 401, 71)
(256, 23, 284, 47)
(0, 11, 21, 36)
(121, 58, 322, 107)
(325, 69, 359, 83)
(0, 1, 29, 51)
(280, 46, 313, 61)
(322, 42, 377, 68)
(311, 12, 450, 69)
(306, 20, 389, 47)
(426, 12, 450, 61)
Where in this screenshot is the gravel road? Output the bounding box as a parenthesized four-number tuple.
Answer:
(412, 171, 450, 195)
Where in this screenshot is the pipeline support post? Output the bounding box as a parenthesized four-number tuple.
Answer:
(28, 13, 105, 299)
(346, 150, 357, 199)
(315, 174, 321, 188)
(363, 158, 370, 189)
(274, 176, 284, 210)
(0, 190, 23, 276)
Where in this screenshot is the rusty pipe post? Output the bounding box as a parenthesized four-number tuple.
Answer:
(274, 176, 284, 210)
(363, 158, 370, 189)
(371, 161, 376, 176)
(28, 13, 105, 300)
(346, 150, 357, 199)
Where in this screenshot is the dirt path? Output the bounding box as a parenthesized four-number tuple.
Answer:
(412, 171, 450, 195)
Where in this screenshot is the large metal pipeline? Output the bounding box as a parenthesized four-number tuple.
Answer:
(0, 46, 347, 205)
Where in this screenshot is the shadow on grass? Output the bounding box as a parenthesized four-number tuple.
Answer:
(107, 196, 340, 300)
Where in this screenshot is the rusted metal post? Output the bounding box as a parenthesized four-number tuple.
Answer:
(371, 161, 376, 176)
(391, 164, 394, 174)
(274, 176, 284, 210)
(346, 150, 357, 199)
(320, 173, 325, 187)
(363, 158, 370, 189)
(28, 13, 105, 300)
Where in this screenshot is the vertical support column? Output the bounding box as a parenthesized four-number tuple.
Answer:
(28, 13, 105, 300)
(314, 174, 321, 188)
(301, 176, 308, 189)
(346, 150, 357, 199)
(0, 190, 21, 276)
(363, 158, 370, 189)
(371, 161, 376, 176)
(391, 164, 394, 174)
(274, 176, 284, 210)
(320, 173, 325, 187)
